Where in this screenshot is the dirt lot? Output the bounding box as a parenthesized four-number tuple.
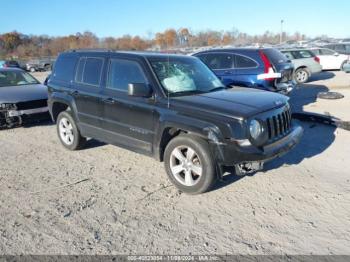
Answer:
(0, 71, 350, 255)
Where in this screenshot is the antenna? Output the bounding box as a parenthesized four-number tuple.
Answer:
(166, 39, 171, 109)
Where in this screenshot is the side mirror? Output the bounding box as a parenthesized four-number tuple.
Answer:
(128, 83, 152, 97)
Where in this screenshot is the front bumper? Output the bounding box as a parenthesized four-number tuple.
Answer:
(7, 106, 49, 117)
(0, 106, 50, 128)
(213, 125, 303, 166)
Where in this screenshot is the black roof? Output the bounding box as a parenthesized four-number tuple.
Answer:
(65, 49, 194, 59)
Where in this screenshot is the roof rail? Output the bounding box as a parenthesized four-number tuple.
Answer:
(66, 48, 115, 53)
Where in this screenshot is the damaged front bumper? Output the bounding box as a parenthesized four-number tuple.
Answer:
(211, 125, 303, 175)
(0, 103, 49, 128)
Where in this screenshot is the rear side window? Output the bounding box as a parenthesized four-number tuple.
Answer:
(197, 53, 234, 69)
(107, 59, 147, 91)
(334, 45, 345, 52)
(312, 49, 321, 55)
(53, 56, 77, 82)
(263, 49, 288, 64)
(282, 51, 294, 60)
(75, 57, 104, 86)
(320, 49, 335, 55)
(234, 55, 257, 68)
(292, 50, 314, 59)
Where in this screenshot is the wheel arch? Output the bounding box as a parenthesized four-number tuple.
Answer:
(156, 118, 225, 162)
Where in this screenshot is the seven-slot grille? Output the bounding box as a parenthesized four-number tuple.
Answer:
(265, 106, 292, 140)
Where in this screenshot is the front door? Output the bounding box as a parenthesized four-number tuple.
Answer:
(101, 57, 156, 154)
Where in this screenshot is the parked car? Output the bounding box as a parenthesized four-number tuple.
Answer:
(324, 43, 350, 55)
(192, 48, 295, 94)
(26, 59, 53, 72)
(280, 49, 322, 84)
(0, 68, 49, 128)
(0, 60, 21, 69)
(48, 50, 303, 194)
(310, 48, 349, 70)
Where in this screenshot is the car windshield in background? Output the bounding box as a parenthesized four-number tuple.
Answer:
(149, 56, 223, 96)
(0, 70, 40, 87)
(264, 49, 289, 64)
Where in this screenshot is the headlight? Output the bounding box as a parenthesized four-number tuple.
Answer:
(249, 119, 263, 140)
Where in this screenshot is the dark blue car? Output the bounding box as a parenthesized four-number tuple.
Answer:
(193, 48, 295, 94)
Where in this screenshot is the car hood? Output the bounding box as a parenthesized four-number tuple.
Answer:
(0, 84, 48, 104)
(173, 88, 289, 119)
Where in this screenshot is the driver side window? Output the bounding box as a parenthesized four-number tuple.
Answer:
(107, 59, 148, 91)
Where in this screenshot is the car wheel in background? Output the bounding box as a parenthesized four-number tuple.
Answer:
(56, 111, 86, 150)
(164, 134, 217, 194)
(294, 68, 309, 84)
(44, 64, 51, 71)
(341, 61, 348, 71)
(29, 67, 36, 72)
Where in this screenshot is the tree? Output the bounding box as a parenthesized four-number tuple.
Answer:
(164, 29, 177, 47)
(1, 32, 21, 51)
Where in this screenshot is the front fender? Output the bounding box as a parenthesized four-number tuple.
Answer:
(153, 113, 226, 161)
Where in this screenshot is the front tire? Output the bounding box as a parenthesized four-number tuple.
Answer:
(294, 68, 309, 84)
(164, 134, 217, 194)
(56, 111, 86, 150)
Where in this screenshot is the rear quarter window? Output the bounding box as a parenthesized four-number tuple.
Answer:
(234, 55, 257, 68)
(53, 55, 78, 82)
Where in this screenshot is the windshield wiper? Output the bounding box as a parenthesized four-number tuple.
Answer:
(208, 86, 228, 92)
(169, 90, 206, 97)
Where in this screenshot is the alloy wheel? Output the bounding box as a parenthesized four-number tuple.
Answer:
(59, 117, 74, 146)
(169, 146, 203, 186)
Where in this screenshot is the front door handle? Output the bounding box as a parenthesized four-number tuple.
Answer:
(102, 97, 116, 104)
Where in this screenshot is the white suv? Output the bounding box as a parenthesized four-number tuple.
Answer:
(311, 48, 349, 71)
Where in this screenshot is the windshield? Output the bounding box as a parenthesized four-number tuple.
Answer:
(0, 70, 40, 87)
(149, 56, 224, 96)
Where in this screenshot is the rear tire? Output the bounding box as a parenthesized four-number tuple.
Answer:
(56, 111, 86, 150)
(164, 134, 217, 194)
(294, 68, 309, 84)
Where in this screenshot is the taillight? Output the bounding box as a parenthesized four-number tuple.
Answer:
(314, 56, 320, 63)
(259, 50, 275, 81)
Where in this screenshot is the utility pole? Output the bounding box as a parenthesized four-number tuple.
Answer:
(280, 19, 284, 44)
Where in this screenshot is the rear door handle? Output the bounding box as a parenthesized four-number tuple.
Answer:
(102, 97, 116, 104)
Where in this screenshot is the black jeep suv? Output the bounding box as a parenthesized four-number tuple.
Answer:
(48, 50, 303, 194)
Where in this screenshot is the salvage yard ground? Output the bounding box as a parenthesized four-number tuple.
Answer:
(0, 71, 349, 254)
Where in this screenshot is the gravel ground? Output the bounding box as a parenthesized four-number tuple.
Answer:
(0, 72, 349, 255)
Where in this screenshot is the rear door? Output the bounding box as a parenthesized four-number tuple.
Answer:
(232, 53, 260, 87)
(101, 57, 156, 154)
(195, 53, 235, 86)
(73, 56, 105, 134)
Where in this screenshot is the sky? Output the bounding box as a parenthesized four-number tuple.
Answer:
(1, 0, 349, 38)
